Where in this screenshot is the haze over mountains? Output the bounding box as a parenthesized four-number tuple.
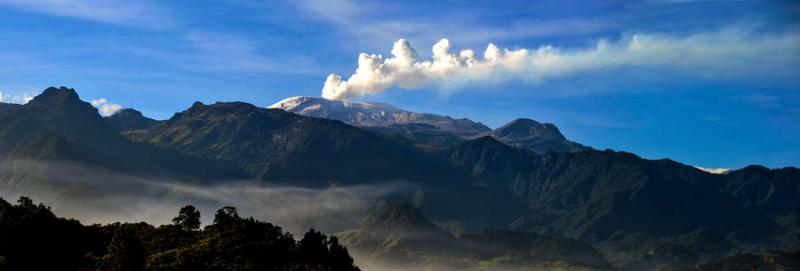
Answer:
(1, 87, 798, 270)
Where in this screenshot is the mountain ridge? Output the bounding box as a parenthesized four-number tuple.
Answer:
(490, 118, 589, 153)
(126, 100, 459, 185)
(269, 96, 589, 153)
(269, 96, 492, 138)
(0, 87, 243, 193)
(104, 108, 160, 132)
(0, 102, 22, 112)
(2, 87, 798, 270)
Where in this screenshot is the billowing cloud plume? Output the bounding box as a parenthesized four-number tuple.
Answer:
(90, 98, 123, 116)
(322, 26, 800, 100)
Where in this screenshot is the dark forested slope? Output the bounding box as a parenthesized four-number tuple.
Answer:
(0, 196, 361, 271)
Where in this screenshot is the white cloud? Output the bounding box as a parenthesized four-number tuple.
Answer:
(90, 98, 122, 116)
(0, 0, 173, 29)
(322, 25, 800, 100)
(0, 90, 35, 104)
(693, 166, 731, 174)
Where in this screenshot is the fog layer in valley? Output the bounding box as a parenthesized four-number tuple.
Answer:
(0, 159, 419, 235)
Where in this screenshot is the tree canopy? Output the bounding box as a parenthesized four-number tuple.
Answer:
(172, 205, 201, 231)
(0, 196, 360, 271)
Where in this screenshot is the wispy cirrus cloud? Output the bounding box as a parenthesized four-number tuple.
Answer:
(183, 31, 322, 75)
(0, 0, 174, 29)
(128, 31, 323, 76)
(0, 52, 55, 73)
(291, 0, 612, 49)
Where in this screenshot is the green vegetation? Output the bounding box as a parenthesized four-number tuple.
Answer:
(0, 196, 360, 271)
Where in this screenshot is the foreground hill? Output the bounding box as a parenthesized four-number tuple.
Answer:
(680, 251, 800, 271)
(338, 203, 612, 271)
(0, 196, 360, 271)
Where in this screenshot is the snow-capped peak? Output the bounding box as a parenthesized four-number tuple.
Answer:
(267, 96, 491, 138)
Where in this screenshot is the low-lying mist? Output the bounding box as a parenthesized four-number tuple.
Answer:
(0, 159, 419, 235)
(0, 159, 605, 271)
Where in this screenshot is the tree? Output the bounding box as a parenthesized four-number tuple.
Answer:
(328, 236, 359, 271)
(16, 196, 33, 208)
(172, 205, 201, 230)
(1, 197, 365, 270)
(102, 231, 145, 271)
(213, 206, 240, 225)
(300, 228, 329, 264)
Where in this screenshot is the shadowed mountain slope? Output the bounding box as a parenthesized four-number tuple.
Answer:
(723, 165, 800, 215)
(339, 203, 612, 270)
(104, 108, 160, 132)
(0, 102, 22, 112)
(444, 136, 799, 269)
(365, 123, 467, 149)
(0, 87, 242, 194)
(446, 137, 779, 240)
(490, 118, 589, 153)
(126, 101, 458, 185)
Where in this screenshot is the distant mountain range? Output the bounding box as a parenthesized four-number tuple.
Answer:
(1, 87, 798, 270)
(0, 102, 22, 112)
(104, 108, 159, 132)
(0, 88, 240, 193)
(269, 96, 587, 152)
(269, 96, 492, 138)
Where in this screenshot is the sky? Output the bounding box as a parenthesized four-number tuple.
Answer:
(0, 0, 798, 169)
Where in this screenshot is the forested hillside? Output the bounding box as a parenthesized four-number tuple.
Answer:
(0, 196, 360, 271)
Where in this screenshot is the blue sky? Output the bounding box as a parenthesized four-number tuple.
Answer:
(0, 0, 798, 169)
